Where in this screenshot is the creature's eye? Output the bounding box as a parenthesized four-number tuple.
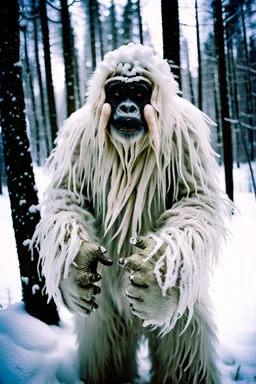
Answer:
(114, 91, 120, 97)
(134, 88, 149, 101)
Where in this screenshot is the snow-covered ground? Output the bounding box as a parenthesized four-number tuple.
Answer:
(0, 163, 255, 383)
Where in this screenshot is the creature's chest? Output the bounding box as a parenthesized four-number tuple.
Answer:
(94, 191, 167, 241)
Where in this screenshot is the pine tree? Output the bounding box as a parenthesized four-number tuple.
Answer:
(22, 26, 41, 166)
(110, 0, 118, 49)
(88, 0, 97, 70)
(161, 0, 181, 87)
(123, 0, 134, 44)
(0, 0, 59, 324)
(214, 0, 234, 201)
(195, 0, 202, 110)
(0, 133, 3, 195)
(32, 0, 51, 159)
(40, 0, 58, 145)
(60, 0, 76, 117)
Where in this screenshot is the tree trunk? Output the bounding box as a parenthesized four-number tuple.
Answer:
(123, 0, 133, 45)
(214, 0, 234, 201)
(161, 0, 181, 88)
(213, 72, 223, 165)
(89, 0, 97, 71)
(240, 0, 254, 160)
(40, 0, 58, 144)
(137, 0, 143, 44)
(195, 0, 202, 110)
(60, 0, 76, 118)
(184, 39, 195, 105)
(0, 0, 59, 324)
(32, 0, 51, 159)
(0, 135, 2, 195)
(232, 40, 256, 194)
(95, 0, 104, 60)
(226, 38, 240, 168)
(110, 0, 117, 50)
(23, 26, 41, 166)
(71, 27, 82, 109)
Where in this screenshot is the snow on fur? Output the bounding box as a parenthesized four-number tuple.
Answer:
(31, 43, 232, 335)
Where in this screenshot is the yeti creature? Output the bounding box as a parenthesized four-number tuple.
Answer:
(32, 43, 231, 384)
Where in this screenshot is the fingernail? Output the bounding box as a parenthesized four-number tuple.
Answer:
(130, 237, 141, 245)
(93, 286, 101, 295)
(90, 274, 102, 282)
(105, 257, 114, 265)
(91, 302, 98, 312)
(98, 246, 107, 254)
(72, 261, 78, 268)
(118, 258, 128, 267)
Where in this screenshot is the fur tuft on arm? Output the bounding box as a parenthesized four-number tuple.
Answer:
(31, 189, 96, 306)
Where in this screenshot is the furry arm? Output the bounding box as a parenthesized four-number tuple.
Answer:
(145, 192, 228, 334)
(31, 186, 97, 306)
(150, 117, 230, 333)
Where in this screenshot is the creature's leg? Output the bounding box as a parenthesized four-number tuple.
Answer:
(148, 301, 220, 384)
(75, 303, 140, 384)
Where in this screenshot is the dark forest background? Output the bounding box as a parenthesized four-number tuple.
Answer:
(0, 0, 255, 323)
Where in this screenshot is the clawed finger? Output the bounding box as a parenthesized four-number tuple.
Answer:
(90, 243, 113, 266)
(68, 299, 91, 317)
(118, 254, 146, 272)
(79, 242, 113, 268)
(126, 283, 148, 303)
(97, 253, 114, 266)
(129, 272, 148, 288)
(70, 293, 98, 315)
(125, 287, 145, 303)
(126, 292, 144, 302)
(78, 272, 101, 286)
(90, 273, 102, 283)
(73, 284, 101, 301)
(130, 236, 155, 251)
(129, 303, 147, 319)
(130, 236, 165, 261)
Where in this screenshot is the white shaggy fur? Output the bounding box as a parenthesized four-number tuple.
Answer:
(32, 43, 232, 384)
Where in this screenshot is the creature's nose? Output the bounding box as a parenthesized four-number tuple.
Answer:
(119, 102, 137, 114)
(117, 101, 140, 117)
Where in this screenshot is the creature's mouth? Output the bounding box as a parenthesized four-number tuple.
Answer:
(114, 125, 138, 132)
(110, 119, 144, 132)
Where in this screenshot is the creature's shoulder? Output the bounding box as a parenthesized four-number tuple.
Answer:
(171, 95, 204, 117)
(170, 95, 215, 138)
(56, 104, 92, 144)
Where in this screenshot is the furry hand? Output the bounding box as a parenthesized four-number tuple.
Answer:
(59, 241, 113, 316)
(118, 236, 178, 327)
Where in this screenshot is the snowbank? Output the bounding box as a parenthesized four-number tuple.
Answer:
(0, 302, 82, 384)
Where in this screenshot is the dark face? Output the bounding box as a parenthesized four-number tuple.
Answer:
(105, 80, 152, 139)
